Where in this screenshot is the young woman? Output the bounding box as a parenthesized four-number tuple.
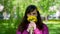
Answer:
(16, 5, 49, 34)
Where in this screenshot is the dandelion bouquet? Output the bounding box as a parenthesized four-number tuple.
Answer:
(27, 16, 37, 22)
(27, 16, 37, 34)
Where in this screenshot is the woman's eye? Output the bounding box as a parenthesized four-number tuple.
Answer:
(33, 13, 36, 15)
(29, 13, 31, 15)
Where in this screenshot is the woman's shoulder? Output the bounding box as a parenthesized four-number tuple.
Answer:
(42, 23, 49, 34)
(43, 23, 48, 29)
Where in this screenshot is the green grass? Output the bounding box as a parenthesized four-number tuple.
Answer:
(47, 24, 60, 34)
(44, 20, 60, 34)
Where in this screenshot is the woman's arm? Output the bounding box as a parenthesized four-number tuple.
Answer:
(43, 24, 49, 34)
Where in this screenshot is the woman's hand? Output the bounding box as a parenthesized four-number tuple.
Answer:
(27, 21, 36, 32)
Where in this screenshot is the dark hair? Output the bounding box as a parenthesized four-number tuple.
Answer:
(18, 5, 44, 33)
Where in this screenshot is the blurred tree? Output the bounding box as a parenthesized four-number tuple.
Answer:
(38, 0, 56, 21)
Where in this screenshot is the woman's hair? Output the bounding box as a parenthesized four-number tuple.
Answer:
(18, 5, 44, 32)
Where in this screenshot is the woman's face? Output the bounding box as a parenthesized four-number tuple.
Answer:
(27, 9, 37, 17)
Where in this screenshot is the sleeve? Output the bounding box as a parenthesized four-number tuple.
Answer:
(16, 29, 21, 34)
(43, 24, 49, 34)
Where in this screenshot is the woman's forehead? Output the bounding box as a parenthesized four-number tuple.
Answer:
(30, 10, 37, 13)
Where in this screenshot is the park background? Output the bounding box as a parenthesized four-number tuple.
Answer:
(0, 0, 60, 34)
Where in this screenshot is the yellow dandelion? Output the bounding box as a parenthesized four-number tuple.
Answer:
(27, 16, 37, 22)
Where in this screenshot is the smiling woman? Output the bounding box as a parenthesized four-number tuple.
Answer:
(16, 5, 49, 34)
